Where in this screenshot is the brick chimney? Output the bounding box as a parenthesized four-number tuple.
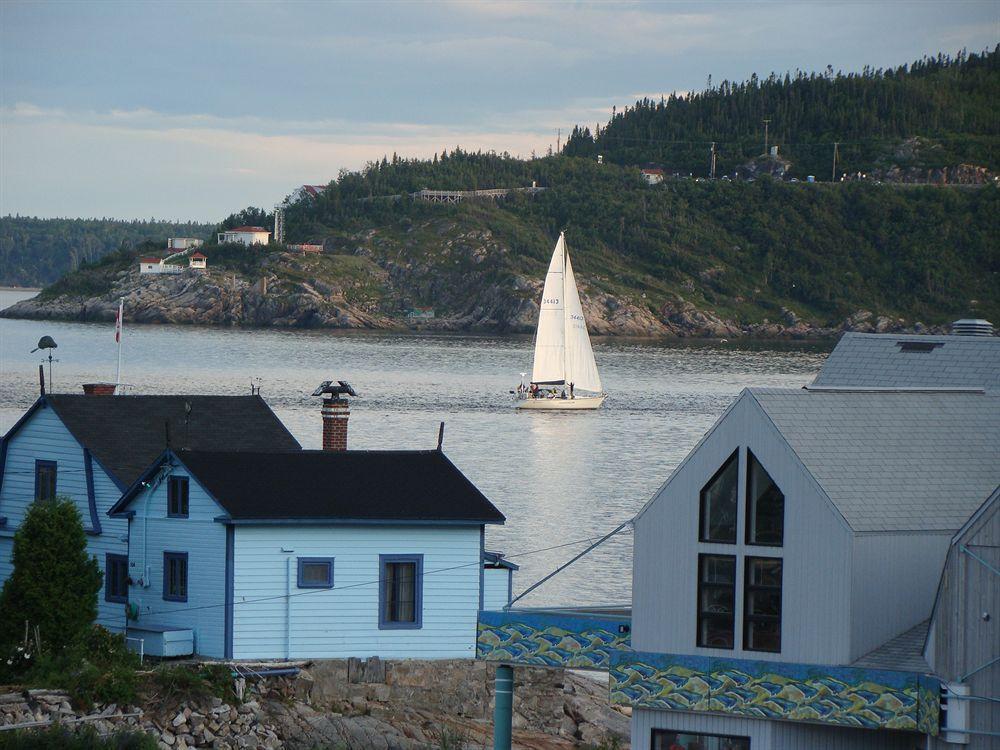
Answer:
(313, 380, 357, 451)
(82, 383, 117, 396)
(321, 398, 350, 451)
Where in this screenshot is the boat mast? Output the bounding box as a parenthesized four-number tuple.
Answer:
(561, 233, 568, 385)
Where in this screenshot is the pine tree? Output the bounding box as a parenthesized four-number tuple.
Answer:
(0, 498, 102, 649)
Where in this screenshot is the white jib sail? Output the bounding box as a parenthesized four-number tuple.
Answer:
(563, 249, 602, 393)
(531, 234, 567, 384)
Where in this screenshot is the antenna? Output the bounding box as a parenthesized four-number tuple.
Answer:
(710, 141, 717, 179)
(437, 421, 445, 451)
(38, 364, 45, 396)
(831, 141, 839, 182)
(762, 118, 771, 155)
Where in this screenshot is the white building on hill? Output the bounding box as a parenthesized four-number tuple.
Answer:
(218, 227, 271, 246)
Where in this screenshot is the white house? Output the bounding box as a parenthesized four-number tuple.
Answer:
(167, 238, 204, 251)
(622, 329, 1000, 749)
(188, 251, 207, 270)
(217, 226, 271, 246)
(138, 257, 182, 275)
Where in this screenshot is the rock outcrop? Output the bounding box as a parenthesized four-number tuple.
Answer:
(0, 658, 630, 749)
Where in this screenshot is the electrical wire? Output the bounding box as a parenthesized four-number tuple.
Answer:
(134, 524, 633, 619)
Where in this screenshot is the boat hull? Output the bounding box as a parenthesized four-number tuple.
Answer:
(515, 395, 606, 410)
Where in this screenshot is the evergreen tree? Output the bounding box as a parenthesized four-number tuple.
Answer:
(0, 498, 102, 650)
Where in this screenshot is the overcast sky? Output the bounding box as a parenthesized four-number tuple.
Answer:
(1, 0, 996, 221)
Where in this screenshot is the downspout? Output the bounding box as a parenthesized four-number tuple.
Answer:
(141, 465, 170, 588)
(286, 555, 293, 660)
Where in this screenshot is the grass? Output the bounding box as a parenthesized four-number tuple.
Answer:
(0, 726, 156, 750)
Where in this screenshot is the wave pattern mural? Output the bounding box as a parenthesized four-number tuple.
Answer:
(611, 651, 940, 735)
(476, 610, 632, 669)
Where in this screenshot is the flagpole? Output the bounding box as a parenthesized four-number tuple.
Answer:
(115, 297, 124, 394)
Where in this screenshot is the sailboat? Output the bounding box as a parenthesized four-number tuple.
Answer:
(515, 233, 605, 410)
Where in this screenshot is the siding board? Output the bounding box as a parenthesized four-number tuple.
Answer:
(232, 525, 481, 660)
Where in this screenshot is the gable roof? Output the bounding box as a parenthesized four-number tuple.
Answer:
(43, 395, 300, 488)
(223, 226, 269, 233)
(749, 388, 1000, 532)
(813, 332, 1000, 392)
(115, 449, 504, 524)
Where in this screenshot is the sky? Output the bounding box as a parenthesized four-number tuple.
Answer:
(1, 0, 997, 221)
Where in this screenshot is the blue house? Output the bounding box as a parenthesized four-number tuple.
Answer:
(0, 392, 300, 632)
(108, 448, 506, 659)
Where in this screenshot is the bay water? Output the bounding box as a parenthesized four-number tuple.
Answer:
(1, 288, 827, 605)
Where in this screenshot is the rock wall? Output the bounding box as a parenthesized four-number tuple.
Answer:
(0, 658, 630, 750)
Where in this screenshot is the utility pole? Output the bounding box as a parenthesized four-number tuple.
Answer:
(762, 118, 771, 155)
(831, 142, 839, 182)
(557, 128, 561, 153)
(710, 141, 717, 179)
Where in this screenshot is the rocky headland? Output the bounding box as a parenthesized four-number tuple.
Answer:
(0, 222, 949, 339)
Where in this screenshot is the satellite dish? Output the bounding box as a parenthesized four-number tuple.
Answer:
(31, 336, 58, 353)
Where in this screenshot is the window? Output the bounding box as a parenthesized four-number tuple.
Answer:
(297, 557, 334, 589)
(379, 554, 423, 629)
(105, 554, 129, 603)
(652, 729, 750, 750)
(163, 552, 188, 602)
(699, 451, 738, 543)
(167, 476, 189, 518)
(745, 451, 784, 546)
(744, 557, 782, 652)
(34, 460, 57, 501)
(697, 554, 736, 649)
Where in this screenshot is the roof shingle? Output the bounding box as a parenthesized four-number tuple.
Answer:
(749, 388, 1000, 532)
(45, 395, 300, 486)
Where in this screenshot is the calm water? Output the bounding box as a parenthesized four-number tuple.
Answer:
(0, 288, 828, 605)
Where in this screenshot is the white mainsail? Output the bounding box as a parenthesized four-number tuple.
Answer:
(530, 233, 602, 393)
(530, 234, 567, 384)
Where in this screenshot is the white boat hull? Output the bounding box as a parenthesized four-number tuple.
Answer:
(515, 395, 606, 410)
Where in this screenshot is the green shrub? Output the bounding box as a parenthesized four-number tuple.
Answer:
(0, 497, 102, 659)
(0, 724, 156, 750)
(149, 663, 235, 705)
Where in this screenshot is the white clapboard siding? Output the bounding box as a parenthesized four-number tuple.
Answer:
(232, 524, 481, 660)
(632, 393, 854, 665)
(482, 567, 511, 610)
(126, 468, 227, 658)
(0, 405, 129, 631)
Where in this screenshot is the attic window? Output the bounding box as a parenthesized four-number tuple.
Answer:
(896, 341, 943, 352)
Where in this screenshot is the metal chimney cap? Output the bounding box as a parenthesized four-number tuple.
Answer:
(312, 380, 358, 398)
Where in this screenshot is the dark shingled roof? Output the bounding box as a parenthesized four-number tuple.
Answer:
(45, 395, 301, 487)
(171, 449, 505, 524)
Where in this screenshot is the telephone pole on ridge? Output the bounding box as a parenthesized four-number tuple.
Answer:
(832, 142, 839, 182)
(762, 118, 771, 155)
(710, 141, 717, 179)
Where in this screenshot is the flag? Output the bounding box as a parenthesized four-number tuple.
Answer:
(115, 302, 122, 343)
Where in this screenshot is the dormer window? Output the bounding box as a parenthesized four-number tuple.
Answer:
(746, 452, 784, 546)
(699, 451, 738, 543)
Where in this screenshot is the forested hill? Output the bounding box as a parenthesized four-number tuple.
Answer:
(7, 152, 997, 335)
(0, 217, 215, 287)
(564, 46, 999, 178)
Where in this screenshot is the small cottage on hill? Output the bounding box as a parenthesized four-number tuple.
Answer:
(217, 226, 271, 246)
(109, 447, 505, 660)
(0, 393, 300, 632)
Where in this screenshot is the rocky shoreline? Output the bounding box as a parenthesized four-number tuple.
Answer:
(0, 658, 630, 749)
(0, 265, 943, 340)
